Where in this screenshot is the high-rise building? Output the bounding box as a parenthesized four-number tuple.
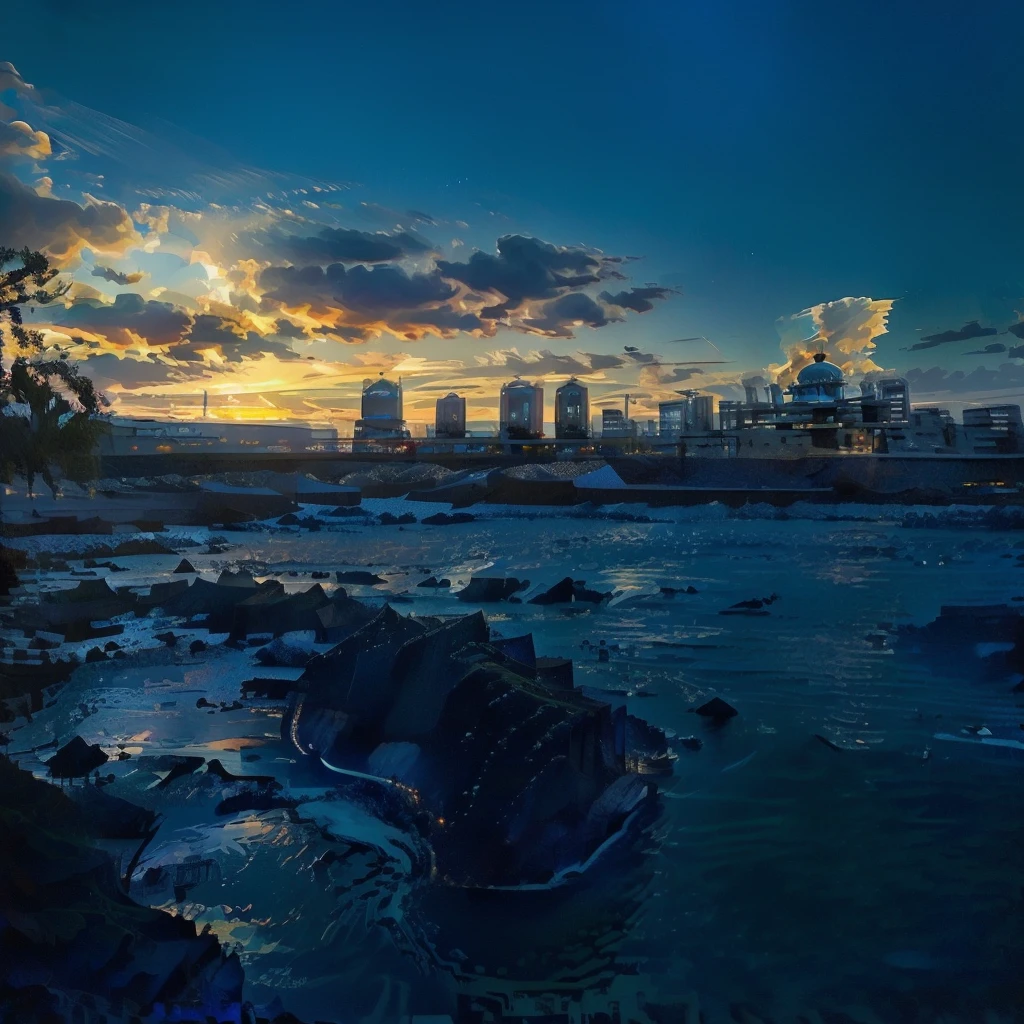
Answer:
(659, 391, 714, 437)
(963, 405, 1023, 453)
(875, 378, 911, 424)
(601, 408, 633, 438)
(554, 378, 590, 439)
(499, 378, 544, 439)
(435, 392, 466, 438)
(354, 374, 408, 440)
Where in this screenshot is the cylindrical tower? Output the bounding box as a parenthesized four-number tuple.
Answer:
(554, 377, 590, 439)
(499, 377, 544, 439)
(361, 374, 403, 421)
(355, 374, 407, 440)
(435, 392, 467, 438)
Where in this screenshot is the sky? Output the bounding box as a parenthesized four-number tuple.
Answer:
(3, 0, 1024, 430)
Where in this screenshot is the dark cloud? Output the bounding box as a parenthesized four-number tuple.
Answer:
(406, 209, 436, 226)
(90, 265, 145, 286)
(79, 352, 209, 391)
(437, 235, 607, 319)
(460, 349, 631, 379)
(273, 318, 310, 339)
(520, 292, 612, 338)
(0, 171, 137, 259)
(398, 305, 485, 338)
(245, 225, 434, 264)
(1010, 345, 1024, 360)
(907, 320, 997, 351)
(258, 262, 458, 323)
(56, 293, 191, 346)
(638, 363, 705, 388)
(903, 363, 1024, 397)
(584, 352, 627, 371)
(170, 313, 298, 364)
(312, 324, 370, 343)
(599, 286, 675, 314)
(964, 342, 1007, 356)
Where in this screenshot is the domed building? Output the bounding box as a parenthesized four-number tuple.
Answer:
(787, 352, 849, 403)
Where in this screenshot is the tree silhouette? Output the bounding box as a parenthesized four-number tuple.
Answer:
(0, 247, 105, 496)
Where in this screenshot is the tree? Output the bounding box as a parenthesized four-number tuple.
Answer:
(0, 247, 106, 495)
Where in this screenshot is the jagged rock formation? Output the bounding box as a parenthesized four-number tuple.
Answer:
(0, 758, 244, 1023)
(286, 606, 663, 887)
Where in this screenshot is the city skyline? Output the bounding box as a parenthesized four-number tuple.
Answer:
(3, 0, 1024, 426)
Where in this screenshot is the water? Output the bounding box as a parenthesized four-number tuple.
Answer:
(11, 509, 1024, 1021)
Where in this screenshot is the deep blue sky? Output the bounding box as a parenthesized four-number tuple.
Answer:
(16, 0, 1024, 374)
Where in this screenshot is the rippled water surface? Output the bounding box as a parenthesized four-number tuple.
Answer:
(13, 510, 1024, 1021)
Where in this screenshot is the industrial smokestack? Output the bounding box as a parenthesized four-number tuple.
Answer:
(769, 383, 784, 409)
(744, 386, 758, 405)
(202, 390, 208, 418)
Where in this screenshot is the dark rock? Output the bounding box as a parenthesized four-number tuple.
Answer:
(311, 570, 331, 579)
(529, 577, 610, 605)
(173, 558, 197, 573)
(325, 505, 367, 517)
(417, 575, 452, 588)
(336, 570, 386, 585)
(421, 512, 476, 526)
(45, 735, 109, 779)
(457, 576, 529, 603)
(254, 635, 314, 668)
(277, 513, 301, 526)
(0, 758, 242, 1017)
(217, 568, 258, 588)
(154, 631, 179, 647)
(197, 697, 217, 709)
(690, 696, 738, 722)
(679, 736, 703, 751)
(378, 511, 417, 526)
(85, 647, 107, 663)
(189, 639, 208, 655)
(102, 640, 121, 652)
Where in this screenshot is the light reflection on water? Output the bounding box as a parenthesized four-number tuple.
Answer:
(241, 516, 1023, 1016)
(14, 514, 1024, 1019)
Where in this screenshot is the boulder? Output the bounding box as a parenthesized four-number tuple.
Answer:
(336, 570, 386, 585)
(690, 696, 738, 723)
(46, 735, 109, 780)
(254, 635, 315, 668)
(457, 576, 529, 603)
(173, 558, 197, 573)
(421, 512, 476, 526)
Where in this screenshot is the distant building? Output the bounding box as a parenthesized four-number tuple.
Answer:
(435, 392, 466, 438)
(659, 391, 714, 438)
(500, 378, 544, 439)
(963, 405, 1023, 454)
(355, 375, 408, 440)
(601, 408, 633, 438)
(98, 418, 338, 456)
(554, 378, 589, 439)
(861, 377, 911, 423)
